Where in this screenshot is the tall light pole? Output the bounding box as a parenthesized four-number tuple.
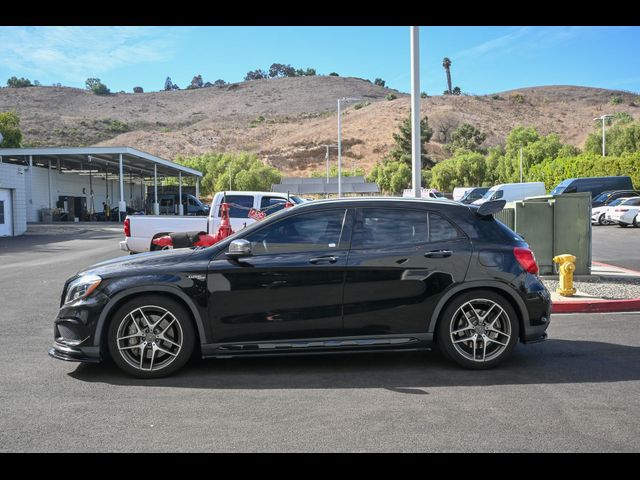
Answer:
(594, 114, 614, 157)
(410, 26, 422, 198)
(337, 97, 361, 197)
(321, 144, 338, 183)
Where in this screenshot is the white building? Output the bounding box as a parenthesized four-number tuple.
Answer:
(0, 147, 202, 237)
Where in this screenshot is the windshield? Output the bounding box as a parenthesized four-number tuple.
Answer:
(480, 188, 502, 201)
(551, 179, 572, 196)
(593, 191, 613, 203)
(608, 198, 626, 207)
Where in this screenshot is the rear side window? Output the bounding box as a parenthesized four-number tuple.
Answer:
(352, 208, 428, 248)
(429, 212, 462, 242)
(221, 195, 253, 218)
(624, 198, 640, 206)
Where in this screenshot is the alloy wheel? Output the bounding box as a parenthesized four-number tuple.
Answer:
(115, 305, 183, 372)
(449, 298, 512, 363)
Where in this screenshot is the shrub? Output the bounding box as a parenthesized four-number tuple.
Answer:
(353, 102, 370, 110)
(509, 93, 526, 104)
(492, 94, 502, 100)
(6, 76, 33, 88)
(610, 95, 623, 105)
(133, 86, 143, 93)
(374, 78, 386, 87)
(106, 119, 129, 134)
(452, 86, 462, 95)
(329, 72, 339, 76)
(420, 92, 428, 98)
(213, 79, 227, 87)
(385, 93, 397, 101)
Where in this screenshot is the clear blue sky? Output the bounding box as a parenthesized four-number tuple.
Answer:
(1, 26, 639, 95)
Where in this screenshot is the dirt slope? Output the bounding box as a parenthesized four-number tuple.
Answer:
(1, 77, 637, 175)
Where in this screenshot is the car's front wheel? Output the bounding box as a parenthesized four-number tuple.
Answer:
(107, 296, 195, 378)
(598, 213, 606, 225)
(437, 290, 519, 369)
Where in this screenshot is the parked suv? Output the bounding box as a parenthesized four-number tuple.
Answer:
(49, 198, 551, 378)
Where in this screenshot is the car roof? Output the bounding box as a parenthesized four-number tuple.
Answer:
(293, 196, 468, 209)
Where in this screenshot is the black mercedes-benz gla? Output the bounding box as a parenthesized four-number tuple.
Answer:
(49, 198, 551, 378)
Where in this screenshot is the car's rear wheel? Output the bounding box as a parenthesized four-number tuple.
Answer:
(437, 290, 519, 369)
(634, 215, 640, 228)
(598, 213, 606, 225)
(107, 296, 195, 378)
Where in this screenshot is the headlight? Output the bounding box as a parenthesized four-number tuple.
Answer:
(64, 274, 102, 304)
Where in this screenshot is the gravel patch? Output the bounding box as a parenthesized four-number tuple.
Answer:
(543, 278, 640, 299)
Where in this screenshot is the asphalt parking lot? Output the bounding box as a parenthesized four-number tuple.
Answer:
(591, 223, 640, 271)
(0, 227, 639, 452)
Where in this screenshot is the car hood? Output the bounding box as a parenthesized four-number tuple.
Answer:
(78, 248, 198, 278)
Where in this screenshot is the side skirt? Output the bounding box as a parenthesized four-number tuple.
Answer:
(201, 333, 433, 359)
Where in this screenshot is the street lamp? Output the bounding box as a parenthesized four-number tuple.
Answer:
(594, 114, 614, 157)
(321, 144, 338, 183)
(337, 97, 362, 197)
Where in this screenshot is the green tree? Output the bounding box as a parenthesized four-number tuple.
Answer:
(0, 111, 23, 147)
(85, 78, 110, 95)
(173, 152, 281, 195)
(6, 76, 33, 88)
(387, 114, 434, 168)
(310, 165, 365, 178)
(367, 161, 411, 194)
(584, 120, 640, 156)
(445, 123, 486, 154)
(374, 78, 386, 87)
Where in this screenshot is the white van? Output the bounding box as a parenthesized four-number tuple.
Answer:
(472, 182, 546, 205)
(453, 187, 475, 201)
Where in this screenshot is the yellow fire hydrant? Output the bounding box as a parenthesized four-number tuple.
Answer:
(553, 254, 577, 296)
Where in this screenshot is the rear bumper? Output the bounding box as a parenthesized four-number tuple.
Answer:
(119, 240, 130, 252)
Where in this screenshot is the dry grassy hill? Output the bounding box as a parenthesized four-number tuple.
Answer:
(1, 77, 638, 175)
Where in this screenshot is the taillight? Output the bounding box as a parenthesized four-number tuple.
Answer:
(513, 247, 539, 275)
(124, 217, 131, 237)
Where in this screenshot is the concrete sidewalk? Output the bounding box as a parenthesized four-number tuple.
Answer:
(548, 261, 640, 313)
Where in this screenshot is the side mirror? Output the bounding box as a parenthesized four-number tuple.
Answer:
(226, 239, 252, 259)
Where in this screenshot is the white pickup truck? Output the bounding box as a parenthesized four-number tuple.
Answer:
(120, 191, 304, 254)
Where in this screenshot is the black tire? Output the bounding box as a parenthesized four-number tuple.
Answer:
(107, 295, 195, 378)
(598, 213, 605, 225)
(634, 215, 640, 228)
(436, 290, 519, 370)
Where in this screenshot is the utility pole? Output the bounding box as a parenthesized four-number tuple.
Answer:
(410, 26, 421, 198)
(594, 114, 614, 157)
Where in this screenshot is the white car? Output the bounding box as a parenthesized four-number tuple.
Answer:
(592, 197, 632, 225)
(606, 196, 640, 227)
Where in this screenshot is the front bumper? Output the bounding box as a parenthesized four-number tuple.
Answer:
(48, 342, 101, 363)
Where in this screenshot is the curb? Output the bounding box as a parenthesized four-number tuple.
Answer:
(592, 261, 640, 276)
(552, 297, 640, 314)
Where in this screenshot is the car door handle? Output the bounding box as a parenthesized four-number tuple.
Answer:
(309, 256, 338, 264)
(424, 250, 453, 258)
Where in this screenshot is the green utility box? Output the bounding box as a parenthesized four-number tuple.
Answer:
(494, 193, 591, 275)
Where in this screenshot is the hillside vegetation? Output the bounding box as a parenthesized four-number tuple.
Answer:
(1, 76, 638, 175)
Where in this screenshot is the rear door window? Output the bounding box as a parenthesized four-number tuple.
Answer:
(221, 195, 254, 218)
(352, 208, 428, 248)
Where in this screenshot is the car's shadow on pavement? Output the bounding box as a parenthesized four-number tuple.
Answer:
(68, 338, 640, 391)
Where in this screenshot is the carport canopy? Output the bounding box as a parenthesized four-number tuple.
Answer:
(0, 146, 203, 216)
